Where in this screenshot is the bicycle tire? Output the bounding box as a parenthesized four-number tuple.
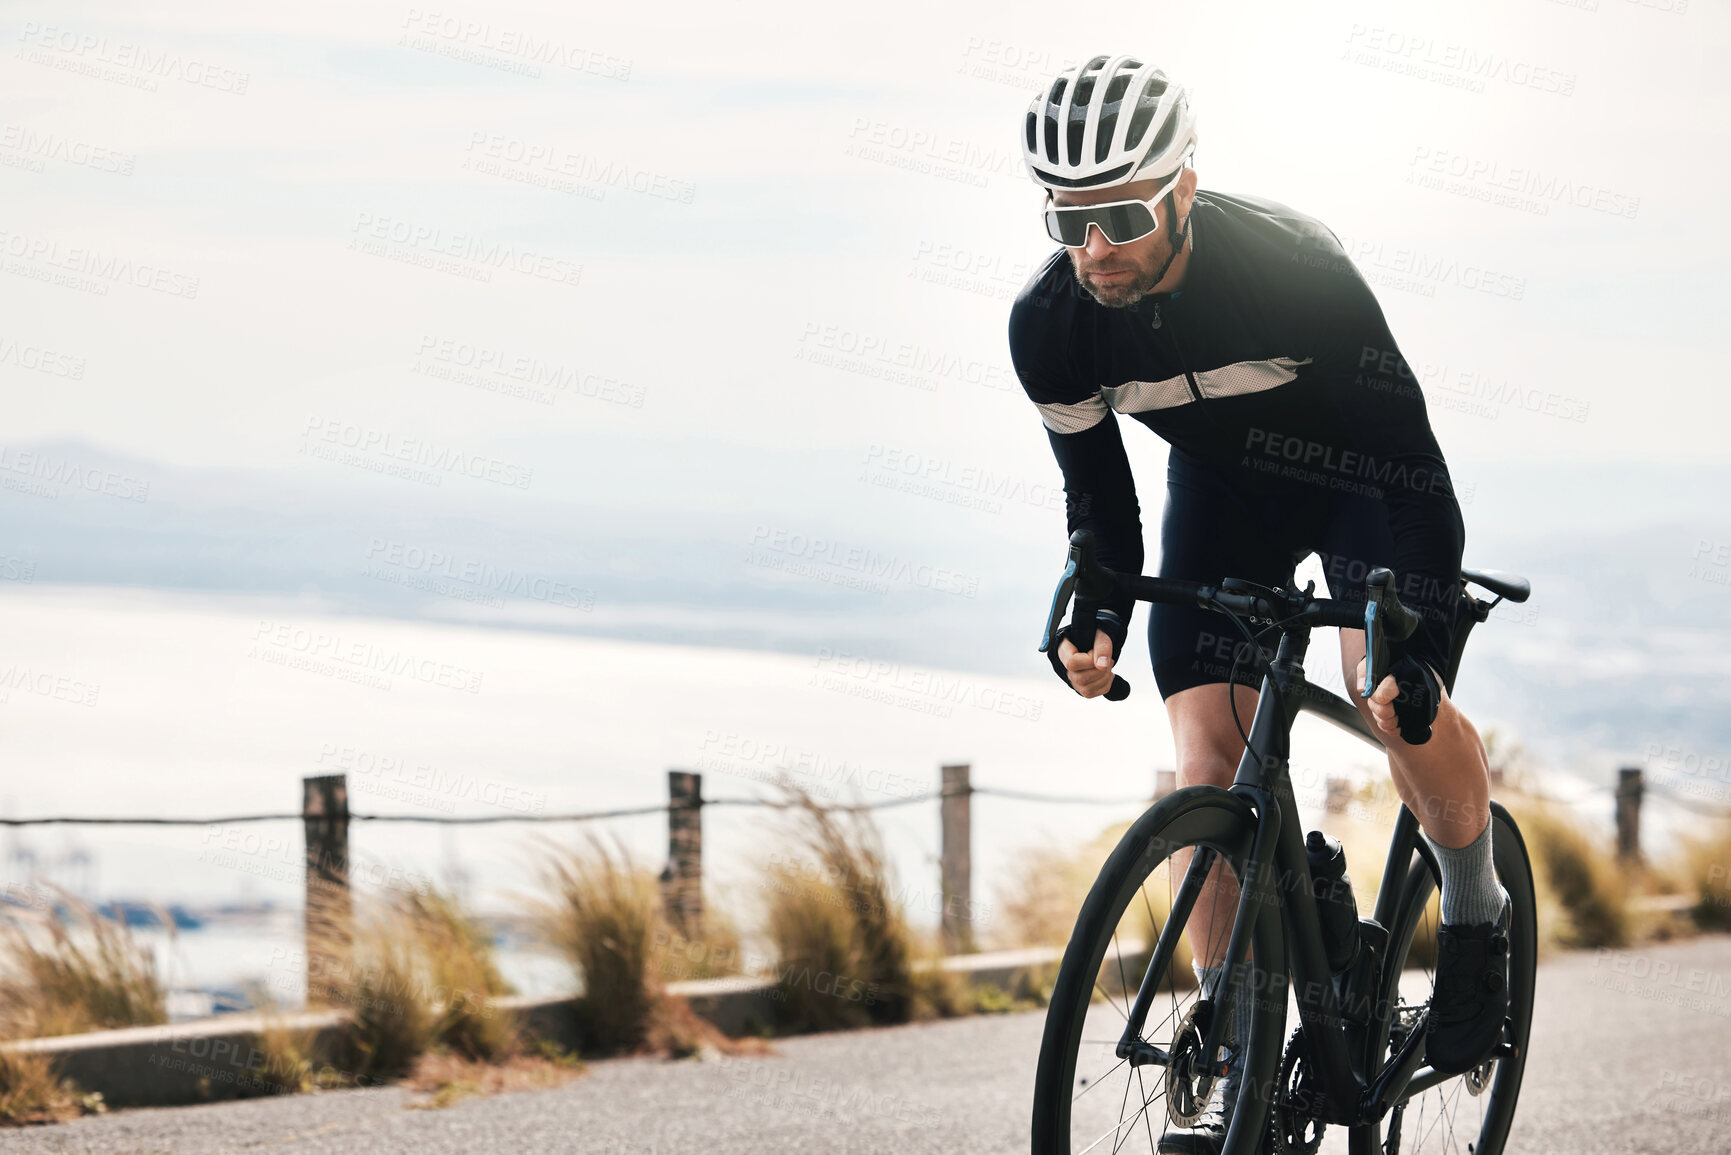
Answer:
(1348, 801, 1537, 1155)
(1031, 786, 1289, 1155)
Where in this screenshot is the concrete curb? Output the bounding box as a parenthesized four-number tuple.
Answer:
(3, 1010, 351, 1109)
(1, 946, 1064, 1109)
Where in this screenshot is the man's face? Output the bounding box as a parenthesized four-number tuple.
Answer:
(1052, 169, 1196, 308)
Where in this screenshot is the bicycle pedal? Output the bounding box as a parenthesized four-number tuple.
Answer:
(1491, 1017, 1518, 1059)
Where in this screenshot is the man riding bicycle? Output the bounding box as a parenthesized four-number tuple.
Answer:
(1008, 55, 1511, 1154)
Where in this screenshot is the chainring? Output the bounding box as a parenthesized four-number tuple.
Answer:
(1270, 1029, 1327, 1155)
(1164, 1000, 1216, 1128)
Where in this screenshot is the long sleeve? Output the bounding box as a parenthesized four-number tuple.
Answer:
(1009, 301, 1145, 647)
(1306, 259, 1466, 674)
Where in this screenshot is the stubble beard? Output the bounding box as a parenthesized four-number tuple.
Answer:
(1071, 235, 1178, 309)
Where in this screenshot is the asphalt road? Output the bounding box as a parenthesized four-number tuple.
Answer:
(10, 936, 1731, 1155)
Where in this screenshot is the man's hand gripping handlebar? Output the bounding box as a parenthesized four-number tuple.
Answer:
(1039, 531, 1132, 701)
(1039, 530, 1425, 710)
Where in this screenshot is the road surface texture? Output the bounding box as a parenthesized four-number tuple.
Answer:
(10, 935, 1731, 1154)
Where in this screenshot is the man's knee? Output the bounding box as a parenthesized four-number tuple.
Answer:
(1178, 750, 1238, 788)
(1168, 684, 1253, 788)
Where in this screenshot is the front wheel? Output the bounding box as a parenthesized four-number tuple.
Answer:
(1351, 802, 1537, 1155)
(1031, 786, 1288, 1155)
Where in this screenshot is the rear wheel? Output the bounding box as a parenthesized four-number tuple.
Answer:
(1349, 803, 1537, 1155)
(1031, 786, 1288, 1155)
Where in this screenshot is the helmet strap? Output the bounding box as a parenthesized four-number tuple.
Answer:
(1143, 187, 1192, 293)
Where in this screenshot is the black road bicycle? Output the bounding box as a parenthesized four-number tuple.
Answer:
(1030, 531, 1537, 1155)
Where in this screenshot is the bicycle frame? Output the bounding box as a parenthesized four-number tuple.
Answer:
(1116, 609, 1483, 1128)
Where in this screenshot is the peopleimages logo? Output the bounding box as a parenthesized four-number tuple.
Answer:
(363, 538, 593, 610)
(0, 124, 135, 175)
(398, 9, 632, 80)
(463, 133, 694, 203)
(15, 22, 252, 94)
(0, 445, 148, 502)
(414, 336, 645, 408)
(250, 620, 484, 694)
(348, 213, 582, 288)
(0, 226, 201, 299)
(1409, 146, 1640, 220)
(747, 525, 980, 598)
(0, 334, 85, 379)
(300, 417, 534, 490)
(1241, 426, 1458, 502)
(796, 322, 1016, 394)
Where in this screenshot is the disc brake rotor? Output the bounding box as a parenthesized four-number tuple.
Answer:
(1164, 1001, 1216, 1127)
(1464, 1057, 1497, 1097)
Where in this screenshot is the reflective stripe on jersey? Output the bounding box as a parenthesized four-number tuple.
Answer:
(1034, 356, 1312, 433)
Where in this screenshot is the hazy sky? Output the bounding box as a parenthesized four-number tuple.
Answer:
(4, 0, 1728, 923)
(3, 0, 1726, 532)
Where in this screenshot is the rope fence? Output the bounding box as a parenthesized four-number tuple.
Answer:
(0, 783, 1159, 828)
(4, 761, 1723, 992)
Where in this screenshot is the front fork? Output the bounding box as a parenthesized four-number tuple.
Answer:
(1114, 790, 1279, 1073)
(1114, 629, 1296, 1075)
(1115, 628, 1363, 1126)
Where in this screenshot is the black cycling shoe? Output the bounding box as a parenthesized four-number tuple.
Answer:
(1426, 891, 1512, 1076)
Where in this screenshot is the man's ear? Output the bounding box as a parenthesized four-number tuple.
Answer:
(1173, 166, 1199, 215)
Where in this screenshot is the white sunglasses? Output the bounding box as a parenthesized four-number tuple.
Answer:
(1043, 168, 1187, 247)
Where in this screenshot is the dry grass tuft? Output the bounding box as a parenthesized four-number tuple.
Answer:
(991, 826, 1128, 950)
(538, 836, 743, 1058)
(1681, 820, 1731, 932)
(990, 818, 1198, 999)
(323, 886, 516, 1083)
(0, 1047, 103, 1126)
(0, 893, 166, 1039)
(397, 890, 515, 1062)
(762, 783, 919, 1031)
(539, 836, 661, 1054)
(651, 902, 745, 983)
(1501, 800, 1630, 949)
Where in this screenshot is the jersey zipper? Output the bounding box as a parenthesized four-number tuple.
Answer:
(1157, 301, 1204, 403)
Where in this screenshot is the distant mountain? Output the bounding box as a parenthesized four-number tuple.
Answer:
(2, 440, 1727, 770)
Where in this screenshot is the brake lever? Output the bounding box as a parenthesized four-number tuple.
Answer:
(1038, 555, 1080, 656)
(1361, 592, 1389, 700)
(1040, 531, 1132, 702)
(1361, 567, 1419, 698)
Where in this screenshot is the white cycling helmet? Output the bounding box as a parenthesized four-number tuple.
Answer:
(1022, 55, 1197, 190)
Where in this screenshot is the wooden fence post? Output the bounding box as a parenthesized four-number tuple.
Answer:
(1326, 777, 1352, 815)
(1616, 767, 1644, 862)
(660, 771, 703, 941)
(940, 763, 973, 954)
(302, 775, 351, 1005)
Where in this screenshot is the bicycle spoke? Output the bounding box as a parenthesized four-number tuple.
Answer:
(1093, 975, 1132, 1023)
(1076, 1077, 1164, 1155)
(1112, 1061, 1136, 1153)
(1111, 930, 1133, 1021)
(1129, 1066, 1161, 1154)
(1071, 1053, 1131, 1105)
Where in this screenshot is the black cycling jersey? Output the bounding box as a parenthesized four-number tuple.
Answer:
(1009, 189, 1465, 678)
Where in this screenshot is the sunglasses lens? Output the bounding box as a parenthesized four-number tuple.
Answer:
(1101, 201, 1155, 243)
(1044, 209, 1082, 245)
(1044, 201, 1158, 246)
